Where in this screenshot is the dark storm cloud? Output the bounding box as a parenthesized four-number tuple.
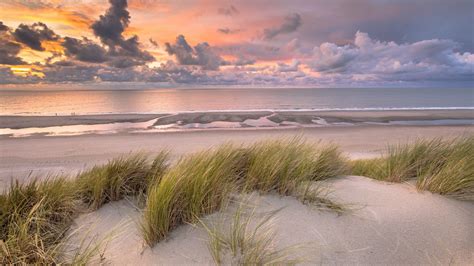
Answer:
(217, 5, 239, 16)
(91, 0, 130, 47)
(0, 25, 26, 65)
(217, 28, 241, 34)
(165, 35, 195, 64)
(0, 21, 9, 31)
(165, 35, 224, 70)
(63, 37, 108, 63)
(112, 35, 154, 61)
(12, 22, 58, 51)
(90, 0, 154, 66)
(264, 13, 302, 40)
(0, 39, 26, 65)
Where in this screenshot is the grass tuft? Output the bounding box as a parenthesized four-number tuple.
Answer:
(77, 152, 169, 210)
(243, 138, 349, 195)
(0, 151, 169, 263)
(141, 138, 349, 247)
(0, 178, 78, 264)
(416, 137, 474, 200)
(141, 145, 244, 246)
(296, 182, 347, 214)
(199, 199, 303, 265)
(352, 136, 474, 200)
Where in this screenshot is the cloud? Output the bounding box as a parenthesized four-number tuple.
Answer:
(63, 37, 108, 63)
(0, 67, 41, 84)
(216, 41, 296, 62)
(0, 21, 9, 31)
(276, 59, 300, 72)
(217, 5, 239, 16)
(91, 0, 130, 47)
(12, 22, 58, 51)
(309, 31, 474, 82)
(0, 31, 26, 65)
(165, 35, 224, 70)
(264, 13, 302, 40)
(90, 0, 154, 65)
(149, 38, 158, 47)
(217, 28, 241, 34)
(233, 56, 256, 66)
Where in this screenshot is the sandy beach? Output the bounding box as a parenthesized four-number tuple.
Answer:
(2, 1, 474, 263)
(1, 109, 473, 129)
(1, 111, 473, 265)
(1, 123, 472, 187)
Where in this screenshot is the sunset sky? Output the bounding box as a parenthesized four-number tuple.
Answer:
(0, 0, 473, 87)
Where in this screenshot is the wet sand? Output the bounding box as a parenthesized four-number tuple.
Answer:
(0, 114, 166, 129)
(1, 109, 472, 129)
(1, 124, 472, 188)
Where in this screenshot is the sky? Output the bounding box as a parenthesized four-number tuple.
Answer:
(0, 0, 473, 87)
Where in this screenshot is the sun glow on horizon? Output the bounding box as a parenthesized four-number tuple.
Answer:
(10, 66, 45, 78)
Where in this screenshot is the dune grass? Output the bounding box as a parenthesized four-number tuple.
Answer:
(352, 136, 474, 200)
(141, 145, 244, 246)
(0, 152, 169, 264)
(0, 178, 78, 264)
(77, 152, 169, 210)
(200, 199, 302, 265)
(243, 138, 348, 194)
(4, 136, 472, 262)
(416, 137, 474, 200)
(142, 138, 349, 246)
(351, 138, 447, 182)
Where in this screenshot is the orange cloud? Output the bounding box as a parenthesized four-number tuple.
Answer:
(10, 65, 45, 78)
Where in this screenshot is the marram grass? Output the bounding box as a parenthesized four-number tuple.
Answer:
(141, 145, 244, 246)
(352, 136, 474, 200)
(243, 138, 349, 194)
(77, 152, 169, 209)
(199, 198, 304, 265)
(416, 137, 474, 200)
(0, 152, 169, 264)
(142, 138, 349, 246)
(0, 178, 78, 264)
(2, 137, 472, 262)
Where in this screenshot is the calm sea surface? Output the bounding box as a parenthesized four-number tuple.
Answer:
(0, 87, 473, 115)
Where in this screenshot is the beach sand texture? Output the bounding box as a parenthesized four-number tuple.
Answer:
(68, 176, 474, 265)
(1, 125, 473, 187)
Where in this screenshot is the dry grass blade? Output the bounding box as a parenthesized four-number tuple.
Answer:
(199, 198, 305, 265)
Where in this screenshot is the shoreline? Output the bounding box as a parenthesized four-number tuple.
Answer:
(1, 109, 473, 131)
(1, 124, 472, 186)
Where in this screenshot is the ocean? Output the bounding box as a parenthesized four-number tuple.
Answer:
(1, 87, 473, 115)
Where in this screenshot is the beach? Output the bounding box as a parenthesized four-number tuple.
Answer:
(2, 0, 474, 263)
(1, 116, 472, 186)
(1, 109, 473, 264)
(1, 109, 473, 129)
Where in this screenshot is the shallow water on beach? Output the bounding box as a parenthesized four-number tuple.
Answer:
(1, 87, 473, 115)
(1, 115, 473, 138)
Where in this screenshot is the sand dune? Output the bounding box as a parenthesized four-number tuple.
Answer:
(68, 176, 474, 265)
